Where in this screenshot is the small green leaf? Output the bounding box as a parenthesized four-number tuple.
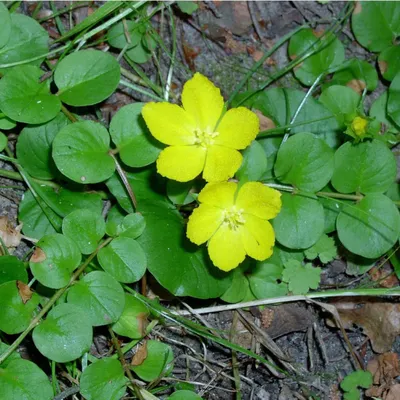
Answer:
(304, 234, 337, 263)
(119, 213, 146, 239)
(97, 237, 147, 283)
(329, 59, 378, 92)
(288, 29, 345, 86)
(62, 209, 106, 255)
(346, 254, 375, 276)
(370, 91, 400, 139)
(131, 340, 174, 382)
(378, 45, 400, 81)
(109, 103, 162, 168)
(0, 132, 7, 152)
(16, 113, 69, 180)
(67, 271, 125, 326)
(0, 281, 40, 334)
(274, 132, 334, 192)
(54, 50, 121, 106)
(33, 303, 92, 363)
(52, 120, 115, 184)
(0, 359, 53, 400)
(220, 264, 250, 303)
(0, 341, 20, 368)
(107, 20, 141, 49)
(167, 180, 196, 205)
(177, 1, 199, 15)
(0, 114, 16, 130)
(337, 194, 400, 259)
(105, 205, 126, 237)
(318, 187, 347, 234)
(236, 140, 268, 182)
(0, 65, 61, 124)
(168, 391, 203, 400)
(0, 256, 28, 285)
(80, 358, 127, 400)
(319, 85, 360, 128)
(126, 33, 157, 64)
(273, 193, 325, 249)
(352, 2, 400, 52)
(332, 140, 397, 194)
(0, 3, 11, 49)
(282, 260, 321, 295)
(0, 14, 48, 71)
(388, 71, 400, 127)
(112, 293, 149, 339)
(340, 370, 373, 391)
(29, 233, 81, 289)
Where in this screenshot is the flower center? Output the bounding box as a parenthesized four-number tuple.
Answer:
(194, 129, 219, 148)
(222, 207, 246, 230)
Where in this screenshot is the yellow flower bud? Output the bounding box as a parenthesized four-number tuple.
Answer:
(351, 116, 368, 137)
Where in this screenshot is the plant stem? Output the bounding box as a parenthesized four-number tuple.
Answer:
(61, 104, 78, 123)
(119, 79, 165, 102)
(0, 237, 112, 366)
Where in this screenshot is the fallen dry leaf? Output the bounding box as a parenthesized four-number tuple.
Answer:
(379, 60, 388, 75)
(346, 78, 367, 95)
(182, 42, 201, 71)
(131, 342, 148, 366)
(369, 265, 399, 288)
(0, 216, 22, 248)
(30, 247, 46, 263)
(17, 281, 33, 304)
(253, 109, 276, 131)
(260, 308, 274, 329)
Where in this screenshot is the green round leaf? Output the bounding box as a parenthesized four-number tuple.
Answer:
(119, 213, 146, 239)
(236, 140, 268, 182)
(332, 140, 397, 194)
(29, 233, 82, 289)
(62, 209, 106, 255)
(0, 256, 28, 285)
(0, 281, 40, 334)
(131, 340, 174, 382)
(54, 50, 121, 106)
(168, 391, 203, 400)
(274, 132, 334, 192)
(337, 194, 400, 259)
(319, 85, 360, 127)
(0, 14, 48, 71)
(352, 2, 400, 52)
(0, 65, 61, 124)
(167, 181, 196, 205)
(109, 103, 162, 168)
(16, 113, 69, 180)
(0, 114, 16, 130)
(388, 71, 400, 127)
(288, 29, 345, 86)
(370, 91, 400, 137)
(378, 45, 400, 81)
(105, 205, 126, 237)
(112, 293, 149, 339)
(273, 193, 325, 249)
(107, 20, 141, 49)
(80, 358, 127, 400)
(318, 188, 347, 234)
(97, 237, 147, 283)
(220, 265, 250, 303)
(0, 132, 7, 152)
(33, 303, 92, 363)
(0, 359, 53, 400)
(67, 271, 125, 326)
(52, 120, 115, 184)
(329, 59, 378, 92)
(0, 3, 11, 49)
(126, 34, 157, 64)
(0, 341, 21, 369)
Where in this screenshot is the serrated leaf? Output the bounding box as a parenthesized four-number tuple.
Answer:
(282, 260, 321, 295)
(337, 194, 400, 259)
(272, 193, 325, 249)
(62, 209, 105, 254)
(29, 233, 81, 289)
(332, 140, 397, 194)
(67, 271, 125, 326)
(33, 303, 92, 363)
(80, 358, 127, 400)
(97, 237, 147, 283)
(274, 132, 334, 192)
(236, 140, 268, 182)
(0, 281, 40, 334)
(52, 120, 115, 184)
(0, 256, 28, 285)
(16, 113, 69, 180)
(0, 65, 61, 124)
(54, 50, 120, 106)
(304, 234, 337, 263)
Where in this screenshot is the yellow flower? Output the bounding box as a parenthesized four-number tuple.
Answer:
(351, 116, 368, 137)
(142, 73, 259, 182)
(187, 181, 282, 271)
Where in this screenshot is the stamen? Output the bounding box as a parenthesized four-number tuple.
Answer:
(194, 129, 219, 148)
(222, 207, 246, 230)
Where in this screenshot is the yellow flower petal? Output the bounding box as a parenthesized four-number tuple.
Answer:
(242, 215, 275, 260)
(208, 225, 246, 271)
(203, 145, 242, 182)
(198, 181, 237, 209)
(181, 73, 224, 132)
(142, 102, 196, 145)
(156, 146, 206, 182)
(236, 182, 282, 220)
(215, 107, 259, 149)
(186, 204, 224, 245)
